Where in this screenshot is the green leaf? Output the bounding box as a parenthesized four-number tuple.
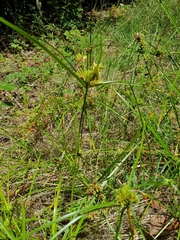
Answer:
(2, 101, 14, 107)
(0, 83, 16, 90)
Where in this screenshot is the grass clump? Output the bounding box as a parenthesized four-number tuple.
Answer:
(0, 0, 180, 239)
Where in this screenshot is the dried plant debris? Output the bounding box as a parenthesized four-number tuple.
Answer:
(140, 196, 180, 239)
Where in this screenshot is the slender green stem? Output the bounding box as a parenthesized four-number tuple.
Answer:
(127, 207, 135, 240)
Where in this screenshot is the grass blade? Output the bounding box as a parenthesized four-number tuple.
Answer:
(0, 17, 86, 88)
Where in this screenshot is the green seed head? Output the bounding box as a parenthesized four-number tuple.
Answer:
(116, 184, 139, 208)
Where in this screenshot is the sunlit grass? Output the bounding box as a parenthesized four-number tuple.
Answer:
(0, 0, 180, 239)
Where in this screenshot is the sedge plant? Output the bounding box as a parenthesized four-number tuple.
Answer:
(0, 0, 180, 239)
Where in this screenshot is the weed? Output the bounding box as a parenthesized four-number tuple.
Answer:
(0, 0, 180, 239)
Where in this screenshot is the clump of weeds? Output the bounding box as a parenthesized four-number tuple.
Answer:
(0, 0, 180, 239)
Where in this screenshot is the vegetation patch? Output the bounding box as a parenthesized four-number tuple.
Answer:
(0, 1, 180, 239)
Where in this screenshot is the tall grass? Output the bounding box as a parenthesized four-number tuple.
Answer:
(0, 0, 180, 239)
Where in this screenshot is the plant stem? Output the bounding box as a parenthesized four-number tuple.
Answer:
(127, 207, 135, 240)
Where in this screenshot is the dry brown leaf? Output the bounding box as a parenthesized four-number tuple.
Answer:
(151, 200, 165, 211)
(149, 214, 168, 236)
(166, 218, 179, 232)
(142, 198, 180, 237)
(9, 183, 30, 199)
(149, 215, 179, 237)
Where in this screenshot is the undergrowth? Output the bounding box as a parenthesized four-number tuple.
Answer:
(0, 0, 180, 239)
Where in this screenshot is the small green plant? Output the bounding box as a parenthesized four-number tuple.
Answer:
(64, 29, 89, 55)
(0, 82, 15, 108)
(116, 184, 139, 240)
(9, 37, 29, 53)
